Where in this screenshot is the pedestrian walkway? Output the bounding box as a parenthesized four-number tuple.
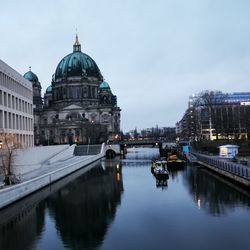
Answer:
(0, 154, 96, 188)
(190, 151, 250, 187)
(20, 155, 89, 182)
(0, 152, 104, 209)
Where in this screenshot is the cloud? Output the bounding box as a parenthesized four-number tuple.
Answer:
(1, 0, 250, 132)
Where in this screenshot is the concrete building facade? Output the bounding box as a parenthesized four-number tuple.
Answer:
(177, 91, 250, 142)
(0, 60, 34, 147)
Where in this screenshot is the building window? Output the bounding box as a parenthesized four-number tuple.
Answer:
(12, 113, 15, 129)
(8, 112, 11, 129)
(4, 111, 7, 128)
(0, 110, 3, 128)
(4, 92, 7, 106)
(8, 94, 11, 107)
(16, 115, 18, 129)
(12, 95, 14, 109)
(16, 97, 18, 110)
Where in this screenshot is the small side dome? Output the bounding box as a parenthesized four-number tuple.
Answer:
(46, 85, 52, 93)
(100, 81, 110, 89)
(24, 69, 39, 83)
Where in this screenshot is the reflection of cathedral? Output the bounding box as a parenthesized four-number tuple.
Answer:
(47, 161, 123, 249)
(0, 159, 123, 249)
(24, 35, 121, 145)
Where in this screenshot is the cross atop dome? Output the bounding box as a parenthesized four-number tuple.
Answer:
(75, 33, 80, 45)
(73, 33, 81, 52)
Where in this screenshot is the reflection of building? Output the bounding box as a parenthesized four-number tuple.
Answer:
(24, 35, 121, 145)
(0, 201, 44, 250)
(184, 166, 250, 215)
(47, 161, 123, 249)
(0, 60, 34, 147)
(177, 92, 250, 141)
(0, 159, 123, 249)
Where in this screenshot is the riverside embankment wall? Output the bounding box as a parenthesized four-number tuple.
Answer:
(0, 148, 104, 209)
(191, 152, 250, 188)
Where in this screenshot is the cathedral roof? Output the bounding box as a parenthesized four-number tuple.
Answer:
(54, 35, 103, 81)
(100, 81, 110, 89)
(24, 68, 39, 83)
(46, 85, 52, 93)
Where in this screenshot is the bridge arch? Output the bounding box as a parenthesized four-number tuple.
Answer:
(105, 149, 116, 159)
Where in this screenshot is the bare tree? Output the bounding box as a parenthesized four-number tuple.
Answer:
(0, 132, 22, 185)
(194, 90, 227, 140)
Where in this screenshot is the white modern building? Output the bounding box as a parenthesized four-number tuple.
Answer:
(0, 59, 34, 147)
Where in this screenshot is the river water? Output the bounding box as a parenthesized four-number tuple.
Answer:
(0, 148, 250, 250)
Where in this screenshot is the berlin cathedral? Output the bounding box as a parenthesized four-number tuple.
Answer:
(24, 35, 121, 145)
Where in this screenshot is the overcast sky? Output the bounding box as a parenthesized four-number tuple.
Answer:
(1, 0, 250, 132)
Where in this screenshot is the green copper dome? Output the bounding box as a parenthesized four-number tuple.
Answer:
(54, 37, 103, 81)
(24, 70, 39, 83)
(46, 85, 52, 93)
(100, 81, 110, 89)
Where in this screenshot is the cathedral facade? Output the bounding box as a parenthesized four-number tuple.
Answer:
(24, 35, 121, 145)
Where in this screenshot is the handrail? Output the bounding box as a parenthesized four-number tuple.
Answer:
(191, 152, 250, 180)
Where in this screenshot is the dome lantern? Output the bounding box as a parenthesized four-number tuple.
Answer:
(73, 34, 81, 52)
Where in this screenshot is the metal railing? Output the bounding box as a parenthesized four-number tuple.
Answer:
(191, 152, 250, 180)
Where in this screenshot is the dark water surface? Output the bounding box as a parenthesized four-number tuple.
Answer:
(0, 148, 250, 250)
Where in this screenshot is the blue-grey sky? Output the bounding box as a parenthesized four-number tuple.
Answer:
(1, 0, 250, 132)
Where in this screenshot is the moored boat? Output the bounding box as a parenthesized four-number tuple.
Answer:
(151, 160, 169, 180)
(167, 154, 186, 169)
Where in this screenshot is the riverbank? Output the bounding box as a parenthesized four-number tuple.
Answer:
(190, 140, 250, 156)
(0, 144, 105, 209)
(190, 151, 250, 188)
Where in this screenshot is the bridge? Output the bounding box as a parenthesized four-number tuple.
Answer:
(119, 139, 161, 146)
(104, 139, 176, 158)
(73, 139, 177, 159)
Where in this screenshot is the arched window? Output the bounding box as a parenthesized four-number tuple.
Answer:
(66, 112, 81, 121)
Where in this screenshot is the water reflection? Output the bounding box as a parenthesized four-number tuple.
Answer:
(0, 203, 45, 250)
(155, 179, 168, 189)
(168, 167, 185, 181)
(1, 148, 250, 250)
(184, 164, 250, 215)
(0, 158, 123, 250)
(46, 159, 123, 249)
(125, 147, 159, 160)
